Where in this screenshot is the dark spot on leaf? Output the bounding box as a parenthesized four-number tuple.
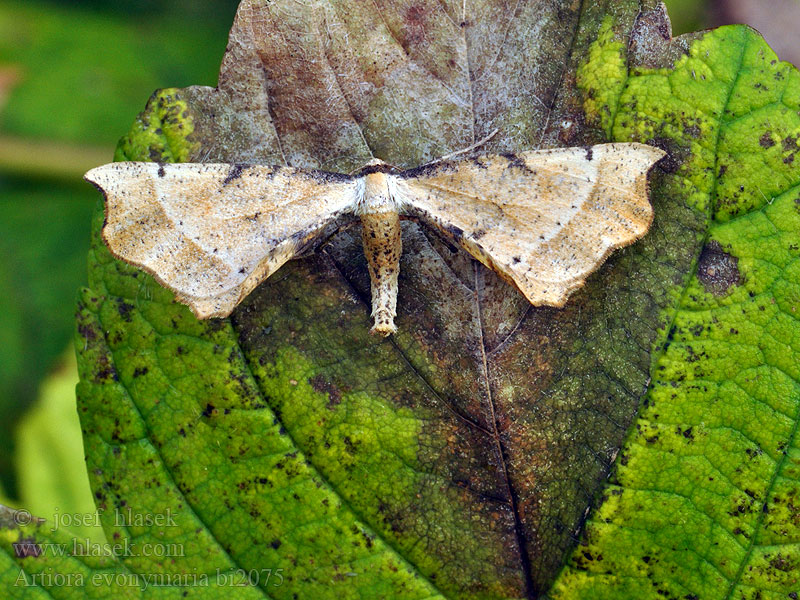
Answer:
(696, 241, 741, 296)
(202, 403, 217, 418)
(759, 131, 775, 148)
(404, 4, 429, 46)
(309, 374, 342, 408)
(271, 539, 282, 549)
(78, 323, 97, 342)
(149, 147, 164, 162)
(117, 300, 135, 322)
(133, 366, 149, 377)
(647, 137, 681, 173)
(13, 537, 41, 558)
(782, 134, 799, 153)
(94, 358, 118, 383)
(683, 123, 701, 139)
(769, 554, 795, 572)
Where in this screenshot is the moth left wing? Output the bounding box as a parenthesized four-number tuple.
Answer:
(85, 162, 361, 318)
(390, 143, 664, 306)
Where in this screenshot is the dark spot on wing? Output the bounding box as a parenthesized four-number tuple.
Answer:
(442, 223, 464, 241)
(157, 163, 166, 178)
(471, 156, 489, 169)
(696, 241, 741, 296)
(400, 160, 459, 179)
(584, 146, 593, 161)
(472, 228, 486, 240)
(223, 164, 248, 185)
(512, 255, 521, 264)
(309, 374, 342, 408)
(305, 169, 353, 183)
(500, 153, 533, 174)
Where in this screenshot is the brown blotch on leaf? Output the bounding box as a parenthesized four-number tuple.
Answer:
(759, 131, 775, 148)
(309, 374, 342, 408)
(647, 137, 680, 173)
(78, 323, 98, 342)
(116, 300, 135, 322)
(697, 241, 741, 296)
(13, 537, 42, 558)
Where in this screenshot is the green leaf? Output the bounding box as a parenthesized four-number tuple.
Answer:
(3, 1, 791, 598)
(551, 24, 800, 600)
(0, 504, 267, 598)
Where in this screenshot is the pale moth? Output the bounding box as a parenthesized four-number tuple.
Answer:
(85, 143, 664, 336)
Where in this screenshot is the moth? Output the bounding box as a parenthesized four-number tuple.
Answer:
(85, 143, 664, 335)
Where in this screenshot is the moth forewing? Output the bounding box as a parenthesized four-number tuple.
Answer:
(85, 161, 361, 319)
(396, 142, 665, 308)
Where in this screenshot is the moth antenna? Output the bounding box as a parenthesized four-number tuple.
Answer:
(436, 128, 499, 162)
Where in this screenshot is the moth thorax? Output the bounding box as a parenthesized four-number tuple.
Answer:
(359, 172, 397, 215)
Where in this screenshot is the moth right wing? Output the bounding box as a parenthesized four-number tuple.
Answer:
(391, 143, 664, 307)
(85, 162, 361, 318)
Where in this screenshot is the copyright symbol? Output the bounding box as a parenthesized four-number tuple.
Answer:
(13, 509, 32, 526)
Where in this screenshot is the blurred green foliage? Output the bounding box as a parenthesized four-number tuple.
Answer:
(0, 1, 238, 146)
(0, 178, 95, 493)
(664, 0, 712, 35)
(0, 0, 238, 497)
(15, 350, 106, 544)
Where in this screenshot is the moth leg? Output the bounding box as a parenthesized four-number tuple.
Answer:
(360, 211, 401, 336)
